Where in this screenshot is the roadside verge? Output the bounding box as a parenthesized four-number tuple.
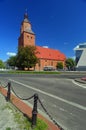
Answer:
(0, 86, 60, 130)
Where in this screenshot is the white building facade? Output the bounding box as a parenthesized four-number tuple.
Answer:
(74, 43, 86, 71)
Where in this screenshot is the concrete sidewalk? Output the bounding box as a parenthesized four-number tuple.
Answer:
(0, 93, 20, 130)
(0, 86, 60, 130)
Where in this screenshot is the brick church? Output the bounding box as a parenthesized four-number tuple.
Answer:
(18, 12, 66, 70)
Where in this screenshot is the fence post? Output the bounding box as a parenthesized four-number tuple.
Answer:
(7, 82, 11, 101)
(32, 93, 38, 128)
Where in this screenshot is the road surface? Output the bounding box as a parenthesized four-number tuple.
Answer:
(0, 73, 86, 130)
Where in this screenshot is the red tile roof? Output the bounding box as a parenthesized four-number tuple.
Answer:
(36, 46, 66, 61)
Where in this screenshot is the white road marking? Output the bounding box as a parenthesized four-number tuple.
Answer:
(72, 80, 86, 89)
(9, 79, 86, 111)
(59, 108, 65, 112)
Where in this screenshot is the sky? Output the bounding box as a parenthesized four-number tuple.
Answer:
(0, 0, 86, 61)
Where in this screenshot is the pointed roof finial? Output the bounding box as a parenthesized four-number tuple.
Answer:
(24, 8, 28, 19)
(23, 9, 30, 23)
(25, 8, 27, 12)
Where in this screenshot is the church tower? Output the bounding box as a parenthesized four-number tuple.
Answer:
(18, 12, 35, 47)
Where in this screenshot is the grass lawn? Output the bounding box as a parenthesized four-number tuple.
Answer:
(0, 70, 61, 74)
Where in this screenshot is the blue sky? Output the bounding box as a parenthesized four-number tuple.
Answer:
(0, 0, 86, 61)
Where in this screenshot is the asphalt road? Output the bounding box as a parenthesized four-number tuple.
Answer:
(0, 73, 86, 130)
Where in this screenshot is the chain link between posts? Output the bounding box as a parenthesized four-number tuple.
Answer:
(0, 81, 8, 88)
(11, 86, 34, 100)
(38, 98, 64, 130)
(1, 81, 64, 130)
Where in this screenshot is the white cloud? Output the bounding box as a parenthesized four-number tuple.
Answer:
(43, 46, 48, 48)
(67, 55, 75, 60)
(71, 56, 75, 60)
(6, 52, 16, 57)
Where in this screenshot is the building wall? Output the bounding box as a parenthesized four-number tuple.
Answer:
(35, 59, 65, 70)
(74, 43, 86, 71)
(18, 13, 66, 71)
(18, 32, 35, 47)
(18, 34, 23, 46)
(23, 32, 35, 46)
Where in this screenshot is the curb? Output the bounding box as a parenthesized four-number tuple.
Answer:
(0, 87, 60, 130)
(74, 78, 86, 84)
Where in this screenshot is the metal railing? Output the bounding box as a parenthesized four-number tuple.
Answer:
(1, 82, 64, 130)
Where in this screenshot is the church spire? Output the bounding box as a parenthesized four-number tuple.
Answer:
(19, 11, 35, 47)
(24, 9, 28, 19)
(23, 9, 30, 23)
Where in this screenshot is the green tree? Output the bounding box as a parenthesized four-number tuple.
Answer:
(56, 62, 63, 69)
(16, 46, 38, 70)
(0, 60, 5, 68)
(7, 56, 17, 67)
(65, 58, 75, 70)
